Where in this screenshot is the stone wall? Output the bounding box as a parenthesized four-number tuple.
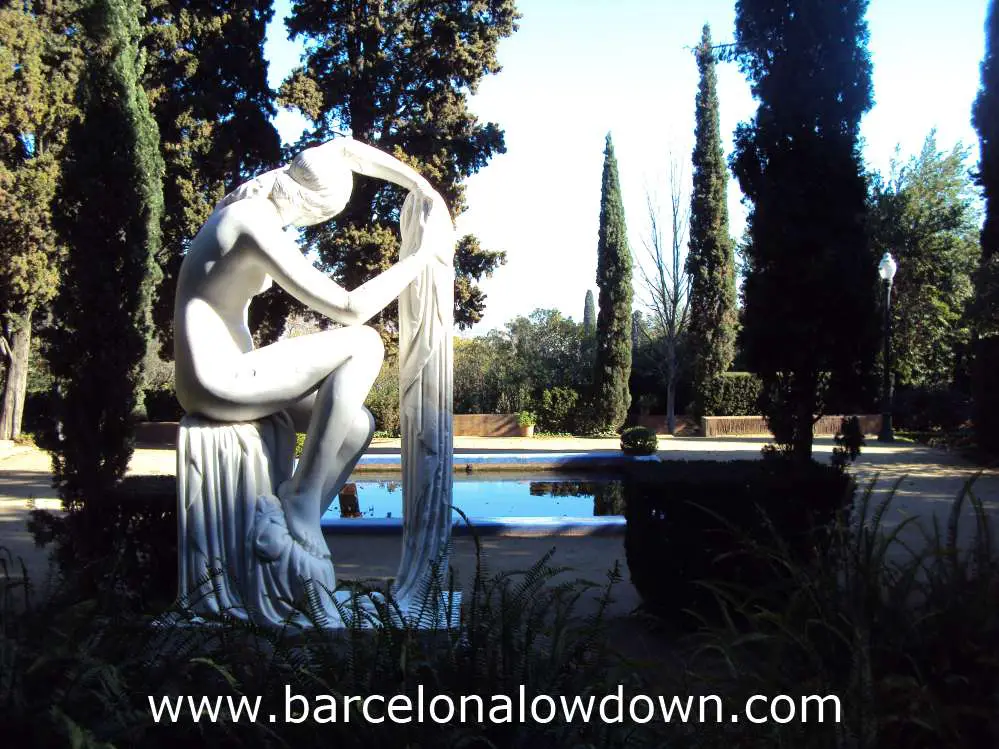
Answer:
(701, 414, 882, 438)
(453, 413, 521, 437)
(627, 415, 699, 436)
(135, 421, 179, 448)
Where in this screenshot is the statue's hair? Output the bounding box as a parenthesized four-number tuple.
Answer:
(214, 144, 351, 226)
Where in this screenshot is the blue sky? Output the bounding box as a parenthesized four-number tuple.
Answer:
(263, 0, 989, 335)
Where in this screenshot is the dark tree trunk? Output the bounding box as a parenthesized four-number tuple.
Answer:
(792, 370, 816, 463)
(666, 337, 678, 435)
(0, 308, 33, 441)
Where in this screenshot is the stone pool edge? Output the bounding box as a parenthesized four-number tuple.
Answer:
(321, 516, 627, 537)
(353, 451, 661, 472)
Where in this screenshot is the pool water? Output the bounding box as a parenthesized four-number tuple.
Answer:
(321, 473, 625, 522)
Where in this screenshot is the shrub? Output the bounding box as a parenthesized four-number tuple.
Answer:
(697, 371, 762, 417)
(365, 356, 400, 436)
(634, 392, 658, 415)
(28, 475, 177, 611)
(143, 387, 184, 421)
(516, 410, 536, 427)
(536, 386, 579, 433)
(832, 414, 865, 469)
(620, 425, 658, 455)
(623, 459, 854, 628)
(974, 335, 999, 456)
(895, 385, 972, 433)
(20, 391, 54, 435)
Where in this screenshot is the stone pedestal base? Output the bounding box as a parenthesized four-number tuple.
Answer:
(177, 412, 342, 627)
(156, 590, 461, 632)
(176, 413, 459, 630)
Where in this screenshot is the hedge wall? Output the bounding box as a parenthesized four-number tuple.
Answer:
(698, 372, 762, 417)
(623, 459, 854, 629)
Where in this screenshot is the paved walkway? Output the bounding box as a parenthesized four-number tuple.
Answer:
(2, 436, 997, 613)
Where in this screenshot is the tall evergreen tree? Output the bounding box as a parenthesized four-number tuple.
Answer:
(592, 133, 633, 431)
(0, 2, 83, 440)
(47, 0, 165, 502)
(973, 0, 999, 454)
(142, 0, 281, 348)
(278, 0, 515, 334)
(686, 24, 738, 420)
(583, 289, 596, 334)
(868, 133, 980, 390)
(732, 0, 878, 462)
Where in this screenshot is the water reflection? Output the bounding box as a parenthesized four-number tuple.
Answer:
(338, 484, 362, 518)
(593, 482, 626, 516)
(529, 481, 600, 497)
(527, 480, 625, 516)
(325, 475, 626, 521)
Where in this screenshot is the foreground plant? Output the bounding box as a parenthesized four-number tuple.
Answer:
(684, 477, 999, 748)
(0, 525, 644, 749)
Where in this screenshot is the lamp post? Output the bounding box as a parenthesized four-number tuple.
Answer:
(878, 252, 897, 442)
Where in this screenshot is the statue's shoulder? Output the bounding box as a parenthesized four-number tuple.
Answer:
(217, 197, 266, 220)
(214, 198, 280, 235)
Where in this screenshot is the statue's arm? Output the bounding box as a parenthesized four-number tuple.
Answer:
(238, 201, 431, 327)
(322, 137, 433, 193)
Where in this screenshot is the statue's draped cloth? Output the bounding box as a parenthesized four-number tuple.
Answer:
(395, 192, 455, 604)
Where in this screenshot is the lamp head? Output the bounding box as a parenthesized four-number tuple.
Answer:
(878, 252, 897, 284)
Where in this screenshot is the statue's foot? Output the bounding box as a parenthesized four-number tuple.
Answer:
(253, 494, 330, 562)
(274, 481, 331, 561)
(250, 495, 341, 627)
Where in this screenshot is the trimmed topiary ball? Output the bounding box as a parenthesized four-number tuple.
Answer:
(620, 426, 658, 455)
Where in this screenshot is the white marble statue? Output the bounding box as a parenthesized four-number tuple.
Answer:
(173, 137, 455, 627)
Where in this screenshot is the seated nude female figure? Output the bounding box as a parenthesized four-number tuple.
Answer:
(174, 137, 452, 559)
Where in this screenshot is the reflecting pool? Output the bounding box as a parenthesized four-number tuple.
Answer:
(321, 472, 625, 522)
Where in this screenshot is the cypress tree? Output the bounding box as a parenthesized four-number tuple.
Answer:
(973, 0, 999, 454)
(48, 0, 164, 502)
(732, 0, 878, 462)
(686, 24, 738, 420)
(592, 133, 633, 431)
(583, 289, 596, 334)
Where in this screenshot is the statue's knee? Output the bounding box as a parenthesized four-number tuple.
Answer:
(357, 325, 384, 361)
(358, 406, 376, 437)
(344, 407, 375, 449)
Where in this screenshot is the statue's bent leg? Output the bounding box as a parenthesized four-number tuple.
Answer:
(279, 326, 383, 550)
(287, 398, 376, 515)
(189, 326, 384, 423)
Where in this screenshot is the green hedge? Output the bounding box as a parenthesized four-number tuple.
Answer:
(894, 386, 971, 433)
(698, 372, 762, 417)
(536, 386, 580, 433)
(624, 459, 854, 628)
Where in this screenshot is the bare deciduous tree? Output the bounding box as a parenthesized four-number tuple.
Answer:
(636, 158, 691, 434)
